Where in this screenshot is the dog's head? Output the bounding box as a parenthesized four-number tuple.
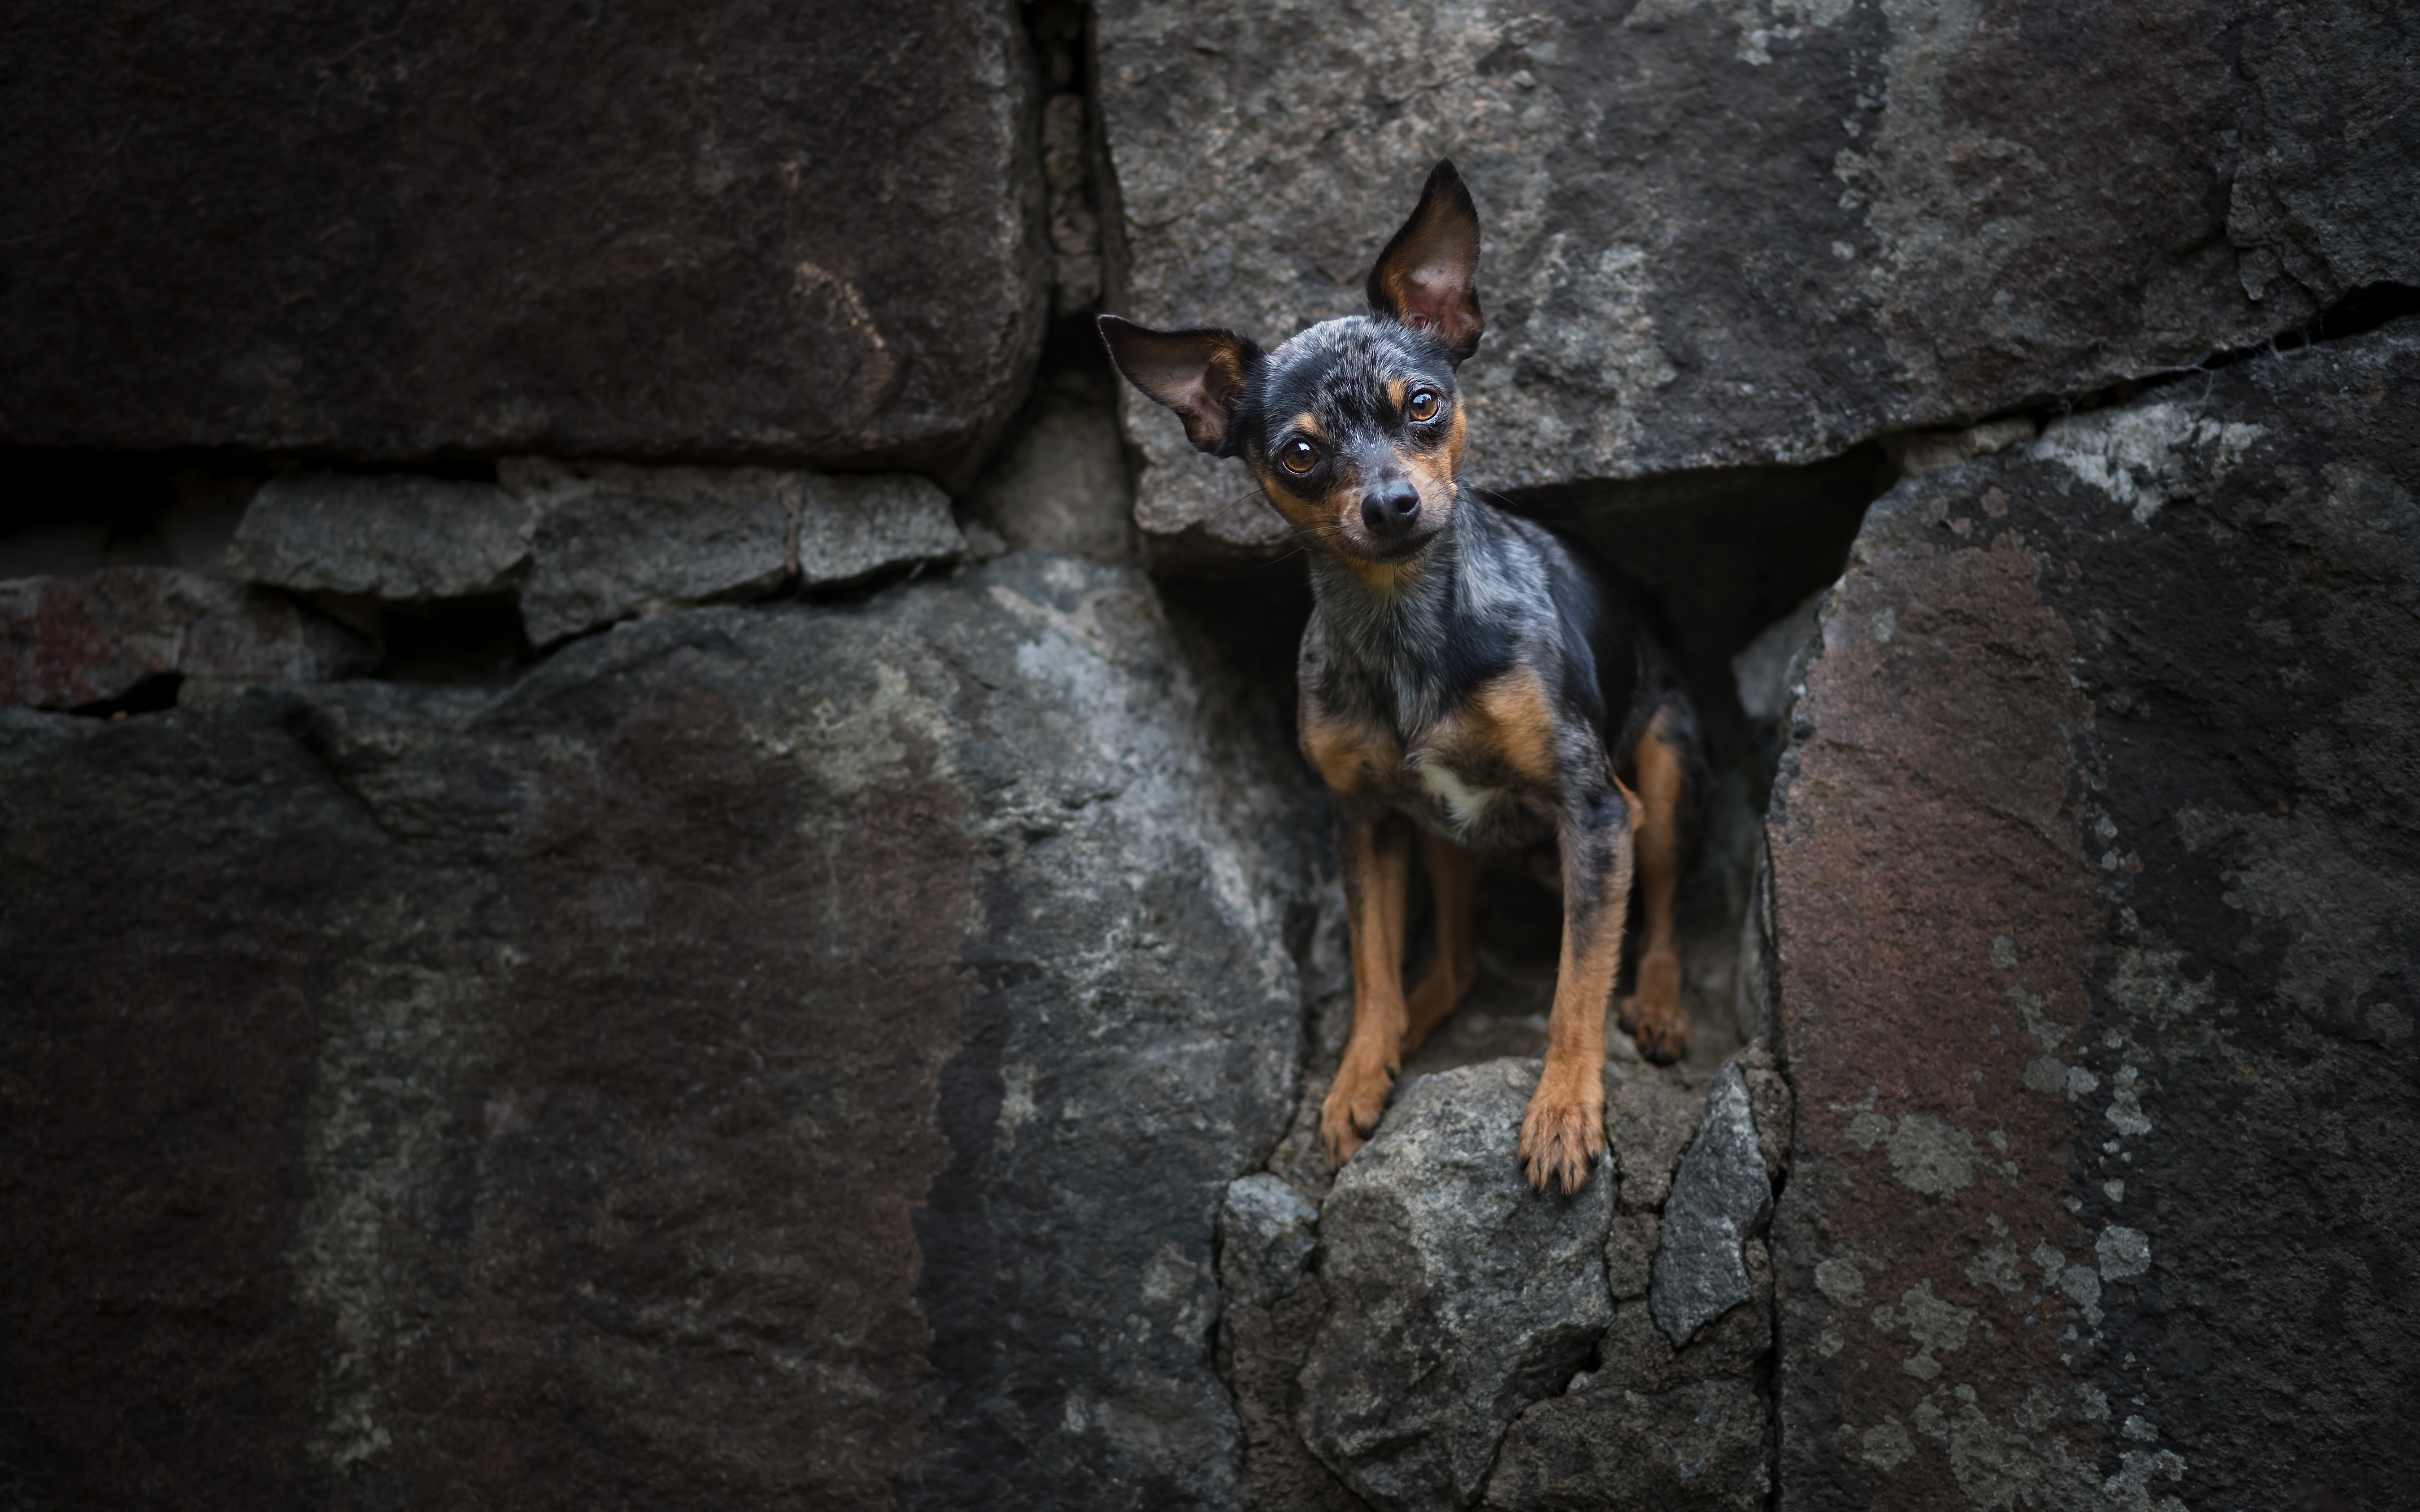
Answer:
(1101, 161, 1484, 566)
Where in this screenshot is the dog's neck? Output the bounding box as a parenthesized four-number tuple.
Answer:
(1305, 487, 1514, 731)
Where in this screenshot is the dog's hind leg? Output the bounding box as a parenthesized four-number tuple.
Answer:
(1520, 782, 1635, 1194)
(1402, 833, 1484, 1058)
(1617, 703, 1692, 1065)
(1321, 811, 1414, 1168)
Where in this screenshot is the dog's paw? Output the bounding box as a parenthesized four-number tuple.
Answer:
(1617, 949, 1690, 1066)
(1321, 1054, 1397, 1169)
(1518, 1067, 1606, 1195)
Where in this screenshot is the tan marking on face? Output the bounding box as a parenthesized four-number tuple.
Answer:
(1471, 668, 1562, 786)
(1249, 463, 1337, 538)
(1301, 713, 1402, 795)
(1386, 378, 1408, 412)
(1444, 401, 1467, 477)
(1293, 412, 1323, 438)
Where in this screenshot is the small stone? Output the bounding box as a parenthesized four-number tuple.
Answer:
(1217, 1173, 1319, 1308)
(225, 472, 532, 601)
(1299, 1059, 1614, 1512)
(1608, 1076, 1705, 1213)
(796, 474, 966, 587)
(504, 460, 798, 645)
(1605, 1213, 1660, 1301)
(1480, 1377, 1769, 1512)
(971, 384, 1133, 561)
(0, 567, 370, 708)
(1650, 1064, 1772, 1346)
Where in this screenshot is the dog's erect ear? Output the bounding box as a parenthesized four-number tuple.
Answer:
(1098, 315, 1263, 455)
(1367, 161, 1483, 362)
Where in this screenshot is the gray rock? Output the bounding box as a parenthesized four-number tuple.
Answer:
(1599, 1242, 1775, 1398)
(1605, 1212, 1660, 1302)
(226, 472, 532, 601)
(1219, 1173, 1320, 1309)
(1609, 1076, 1705, 1213)
(0, 554, 1323, 1511)
(0, 566, 370, 707)
(796, 473, 968, 587)
(1, 0, 1045, 480)
(1480, 1377, 1769, 1512)
(972, 378, 1135, 562)
(1650, 1065, 1772, 1346)
(1298, 1059, 1614, 1512)
(1768, 321, 2420, 1508)
(504, 460, 798, 645)
(1095, 0, 2414, 565)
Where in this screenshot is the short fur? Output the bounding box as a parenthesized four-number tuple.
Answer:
(1102, 161, 1704, 1193)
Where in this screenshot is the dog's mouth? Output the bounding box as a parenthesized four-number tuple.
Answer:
(1339, 526, 1441, 564)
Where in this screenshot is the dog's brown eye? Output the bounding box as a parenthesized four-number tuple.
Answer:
(1281, 439, 1321, 474)
(1408, 389, 1441, 423)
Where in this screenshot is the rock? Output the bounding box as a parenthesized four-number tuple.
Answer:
(0, 566, 370, 707)
(794, 473, 967, 588)
(0, 554, 1325, 1511)
(1769, 321, 2420, 1509)
(225, 472, 532, 601)
(1220, 1173, 1321, 1309)
(1, 1, 1045, 479)
(1298, 1059, 1615, 1512)
(1605, 1213, 1660, 1302)
(1094, 1, 2416, 563)
(971, 376, 1135, 561)
(503, 460, 798, 645)
(1651, 1065, 1774, 1346)
(1736, 1043, 1795, 1183)
(1480, 1377, 1769, 1512)
(1608, 1076, 1704, 1213)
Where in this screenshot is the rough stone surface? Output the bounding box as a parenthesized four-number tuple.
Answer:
(503, 460, 800, 644)
(1095, 0, 2418, 560)
(1608, 1075, 1705, 1213)
(1298, 1060, 1615, 1512)
(1220, 1174, 1322, 1310)
(0, 566, 370, 707)
(224, 472, 532, 601)
(0, 553, 1322, 1511)
(1, 1, 1045, 478)
(1652, 1064, 1775, 1346)
(1480, 1377, 1770, 1512)
(795, 473, 969, 588)
(1770, 321, 2420, 1509)
(973, 376, 1136, 562)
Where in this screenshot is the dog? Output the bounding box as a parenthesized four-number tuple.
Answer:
(1100, 161, 1703, 1194)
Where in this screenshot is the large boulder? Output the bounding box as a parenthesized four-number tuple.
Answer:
(1094, 0, 2420, 564)
(0, 1, 1046, 479)
(1768, 320, 2420, 1509)
(0, 554, 1323, 1511)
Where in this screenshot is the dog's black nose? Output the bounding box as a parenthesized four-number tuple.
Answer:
(1361, 480, 1422, 536)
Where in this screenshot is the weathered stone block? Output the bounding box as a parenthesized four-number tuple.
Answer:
(1481, 1377, 1769, 1512)
(0, 567, 370, 707)
(0, 554, 1323, 1512)
(1770, 321, 2420, 1509)
(226, 472, 532, 601)
(2, 1, 1045, 478)
(794, 473, 967, 588)
(1651, 1064, 1774, 1346)
(1298, 1060, 1615, 1512)
(1095, 0, 2418, 563)
(1609, 1074, 1704, 1214)
(972, 377, 1135, 561)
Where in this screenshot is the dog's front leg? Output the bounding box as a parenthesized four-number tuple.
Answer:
(1321, 808, 1413, 1167)
(1520, 783, 1636, 1193)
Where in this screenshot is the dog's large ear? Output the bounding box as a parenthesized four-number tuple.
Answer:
(1367, 161, 1483, 362)
(1097, 315, 1263, 455)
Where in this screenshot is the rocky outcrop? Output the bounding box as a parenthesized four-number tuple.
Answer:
(1768, 319, 2420, 1510)
(1093, 0, 2420, 564)
(0, 554, 1324, 1511)
(0, 566, 370, 707)
(0, 1, 1045, 478)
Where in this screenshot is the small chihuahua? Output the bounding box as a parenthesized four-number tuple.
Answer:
(1101, 162, 1702, 1194)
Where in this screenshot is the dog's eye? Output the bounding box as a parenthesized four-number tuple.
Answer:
(1281, 439, 1321, 474)
(1408, 389, 1441, 423)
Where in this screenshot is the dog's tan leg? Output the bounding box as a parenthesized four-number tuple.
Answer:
(1321, 811, 1413, 1167)
(1402, 833, 1484, 1058)
(1520, 789, 1635, 1193)
(1616, 704, 1691, 1064)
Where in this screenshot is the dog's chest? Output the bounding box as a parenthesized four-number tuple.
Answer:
(1306, 716, 1561, 847)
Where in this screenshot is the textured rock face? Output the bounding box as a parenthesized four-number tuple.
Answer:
(1298, 1060, 1615, 1512)
(0, 566, 370, 706)
(1769, 321, 2420, 1510)
(1, 0, 1045, 477)
(227, 473, 534, 601)
(1480, 1378, 1769, 1512)
(0, 555, 1321, 1511)
(1650, 1064, 1774, 1346)
(1094, 0, 2420, 561)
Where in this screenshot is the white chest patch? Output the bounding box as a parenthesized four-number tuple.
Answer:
(1416, 759, 1502, 830)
